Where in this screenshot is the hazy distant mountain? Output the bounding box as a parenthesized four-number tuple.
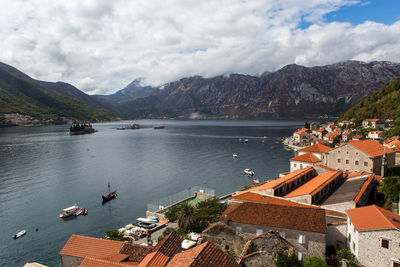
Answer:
(108, 61, 400, 119)
(0, 62, 117, 123)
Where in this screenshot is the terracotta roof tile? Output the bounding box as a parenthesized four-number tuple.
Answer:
(284, 171, 342, 197)
(166, 242, 240, 267)
(119, 243, 154, 263)
(139, 233, 182, 267)
(349, 140, 395, 157)
(80, 257, 134, 267)
(59, 235, 124, 259)
(387, 139, 400, 148)
(290, 152, 321, 163)
(353, 174, 376, 203)
(352, 134, 364, 139)
(248, 166, 315, 191)
(231, 192, 316, 208)
(363, 119, 380, 122)
(347, 205, 400, 231)
(294, 128, 310, 135)
(222, 202, 327, 233)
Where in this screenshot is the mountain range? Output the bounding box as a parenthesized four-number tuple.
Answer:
(1, 60, 400, 124)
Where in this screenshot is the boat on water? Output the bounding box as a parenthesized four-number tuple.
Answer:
(244, 139, 249, 143)
(59, 205, 82, 218)
(102, 182, 117, 201)
(69, 123, 96, 135)
(137, 217, 158, 223)
(244, 168, 255, 176)
(13, 230, 26, 239)
(126, 122, 141, 129)
(82, 208, 88, 215)
(116, 127, 126, 130)
(252, 179, 260, 184)
(153, 125, 165, 129)
(232, 153, 238, 158)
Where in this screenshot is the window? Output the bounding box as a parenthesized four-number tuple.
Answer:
(236, 226, 242, 233)
(338, 151, 341, 154)
(346, 151, 349, 154)
(337, 158, 341, 163)
(352, 241, 355, 251)
(355, 160, 359, 166)
(381, 238, 389, 249)
(346, 159, 349, 164)
(364, 162, 368, 166)
(393, 261, 400, 267)
(294, 163, 297, 168)
(348, 234, 351, 244)
(299, 234, 306, 244)
(279, 232, 285, 238)
(300, 164, 303, 169)
(256, 229, 263, 236)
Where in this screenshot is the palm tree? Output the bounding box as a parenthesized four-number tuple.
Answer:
(176, 203, 196, 231)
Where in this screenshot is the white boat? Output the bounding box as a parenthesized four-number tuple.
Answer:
(59, 205, 82, 218)
(244, 168, 254, 175)
(137, 217, 158, 223)
(75, 208, 83, 216)
(232, 153, 238, 158)
(244, 139, 249, 143)
(13, 230, 26, 239)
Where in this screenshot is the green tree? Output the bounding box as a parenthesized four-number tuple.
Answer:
(303, 256, 328, 267)
(105, 230, 130, 242)
(176, 202, 196, 231)
(381, 176, 400, 209)
(275, 251, 302, 267)
(336, 248, 356, 266)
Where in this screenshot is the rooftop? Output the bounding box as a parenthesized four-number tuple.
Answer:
(248, 166, 315, 191)
(363, 119, 381, 122)
(222, 202, 327, 233)
(347, 205, 400, 231)
(348, 140, 394, 157)
(294, 128, 310, 135)
(290, 152, 321, 163)
(231, 191, 316, 208)
(166, 242, 240, 267)
(299, 143, 332, 153)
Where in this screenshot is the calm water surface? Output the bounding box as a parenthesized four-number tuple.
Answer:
(0, 119, 302, 266)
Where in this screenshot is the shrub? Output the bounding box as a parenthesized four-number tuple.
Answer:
(105, 230, 130, 242)
(336, 248, 356, 266)
(275, 250, 302, 267)
(303, 256, 328, 267)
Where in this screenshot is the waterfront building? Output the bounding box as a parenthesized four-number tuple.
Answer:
(312, 128, 327, 139)
(324, 140, 395, 175)
(293, 128, 312, 146)
(323, 131, 342, 143)
(362, 119, 384, 129)
(368, 130, 384, 141)
(346, 205, 400, 267)
(221, 201, 327, 260)
(290, 153, 321, 172)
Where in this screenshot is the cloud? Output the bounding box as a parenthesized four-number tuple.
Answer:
(0, 0, 399, 94)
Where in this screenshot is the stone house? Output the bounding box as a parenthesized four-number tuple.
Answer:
(352, 134, 365, 141)
(221, 201, 327, 260)
(290, 153, 321, 172)
(312, 128, 327, 139)
(324, 140, 395, 175)
(342, 131, 354, 142)
(298, 143, 332, 160)
(293, 128, 312, 146)
(346, 205, 400, 267)
(368, 130, 384, 141)
(323, 131, 341, 143)
(362, 119, 385, 129)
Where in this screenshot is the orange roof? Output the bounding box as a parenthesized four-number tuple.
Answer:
(60, 235, 124, 259)
(139, 233, 182, 267)
(166, 242, 240, 267)
(299, 143, 332, 153)
(294, 128, 310, 135)
(325, 131, 341, 139)
(349, 140, 395, 157)
(291, 152, 321, 163)
(314, 129, 326, 133)
(248, 166, 315, 191)
(363, 119, 380, 122)
(387, 139, 400, 148)
(353, 174, 376, 203)
(231, 192, 316, 208)
(221, 202, 327, 233)
(285, 171, 342, 197)
(347, 171, 368, 177)
(347, 205, 400, 231)
(317, 165, 336, 171)
(80, 257, 133, 267)
(369, 131, 383, 134)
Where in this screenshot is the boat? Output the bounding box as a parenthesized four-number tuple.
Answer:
(116, 127, 126, 130)
(69, 123, 96, 135)
(244, 168, 254, 176)
(153, 125, 165, 129)
(75, 209, 83, 216)
(137, 222, 156, 229)
(13, 230, 26, 239)
(127, 122, 141, 129)
(148, 216, 159, 223)
(59, 205, 82, 218)
(82, 208, 88, 215)
(137, 217, 157, 224)
(232, 153, 238, 158)
(102, 182, 117, 201)
(252, 179, 260, 184)
(244, 139, 249, 143)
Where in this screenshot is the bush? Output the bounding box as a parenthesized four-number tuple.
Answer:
(105, 230, 130, 242)
(387, 165, 400, 176)
(381, 176, 400, 210)
(275, 250, 302, 267)
(303, 256, 328, 267)
(336, 248, 356, 266)
(164, 205, 181, 222)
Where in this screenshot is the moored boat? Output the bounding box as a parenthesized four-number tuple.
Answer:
(232, 153, 238, 158)
(244, 168, 254, 176)
(69, 123, 96, 135)
(13, 230, 26, 239)
(59, 205, 82, 218)
(153, 125, 165, 129)
(102, 182, 117, 201)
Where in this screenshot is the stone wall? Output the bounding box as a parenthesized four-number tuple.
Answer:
(327, 223, 347, 249)
(228, 221, 326, 259)
(60, 255, 83, 267)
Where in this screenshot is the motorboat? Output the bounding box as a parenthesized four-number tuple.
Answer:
(232, 153, 238, 158)
(59, 205, 82, 218)
(252, 179, 260, 184)
(244, 168, 254, 176)
(137, 217, 158, 223)
(244, 139, 249, 143)
(13, 230, 26, 239)
(75, 208, 83, 216)
(137, 222, 156, 229)
(116, 127, 126, 130)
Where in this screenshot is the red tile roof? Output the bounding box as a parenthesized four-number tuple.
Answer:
(325, 131, 341, 139)
(59, 235, 124, 259)
(139, 233, 182, 267)
(299, 143, 332, 153)
(119, 243, 154, 263)
(247, 166, 315, 191)
(231, 192, 316, 208)
(284, 171, 342, 197)
(294, 128, 310, 135)
(290, 152, 321, 163)
(80, 257, 133, 267)
(347, 205, 400, 231)
(353, 174, 376, 203)
(166, 242, 240, 267)
(349, 140, 395, 157)
(363, 119, 380, 122)
(222, 202, 327, 233)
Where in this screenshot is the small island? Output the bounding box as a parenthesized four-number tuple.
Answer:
(69, 123, 96, 135)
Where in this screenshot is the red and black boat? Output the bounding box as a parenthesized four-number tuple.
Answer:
(102, 182, 117, 201)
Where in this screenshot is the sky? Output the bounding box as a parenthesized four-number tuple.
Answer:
(0, 0, 399, 95)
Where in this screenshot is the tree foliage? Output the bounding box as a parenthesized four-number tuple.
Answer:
(336, 248, 356, 266)
(380, 176, 400, 209)
(105, 230, 130, 242)
(275, 251, 302, 267)
(302, 256, 328, 267)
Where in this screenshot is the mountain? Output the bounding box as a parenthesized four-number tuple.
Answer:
(338, 78, 400, 136)
(0, 62, 117, 124)
(108, 61, 400, 119)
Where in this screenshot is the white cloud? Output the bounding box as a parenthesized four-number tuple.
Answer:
(0, 0, 399, 94)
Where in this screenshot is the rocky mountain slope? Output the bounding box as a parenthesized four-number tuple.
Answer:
(108, 61, 400, 119)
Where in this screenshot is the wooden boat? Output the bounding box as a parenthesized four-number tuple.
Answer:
(102, 182, 117, 201)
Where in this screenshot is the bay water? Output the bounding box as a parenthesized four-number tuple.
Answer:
(0, 119, 302, 266)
